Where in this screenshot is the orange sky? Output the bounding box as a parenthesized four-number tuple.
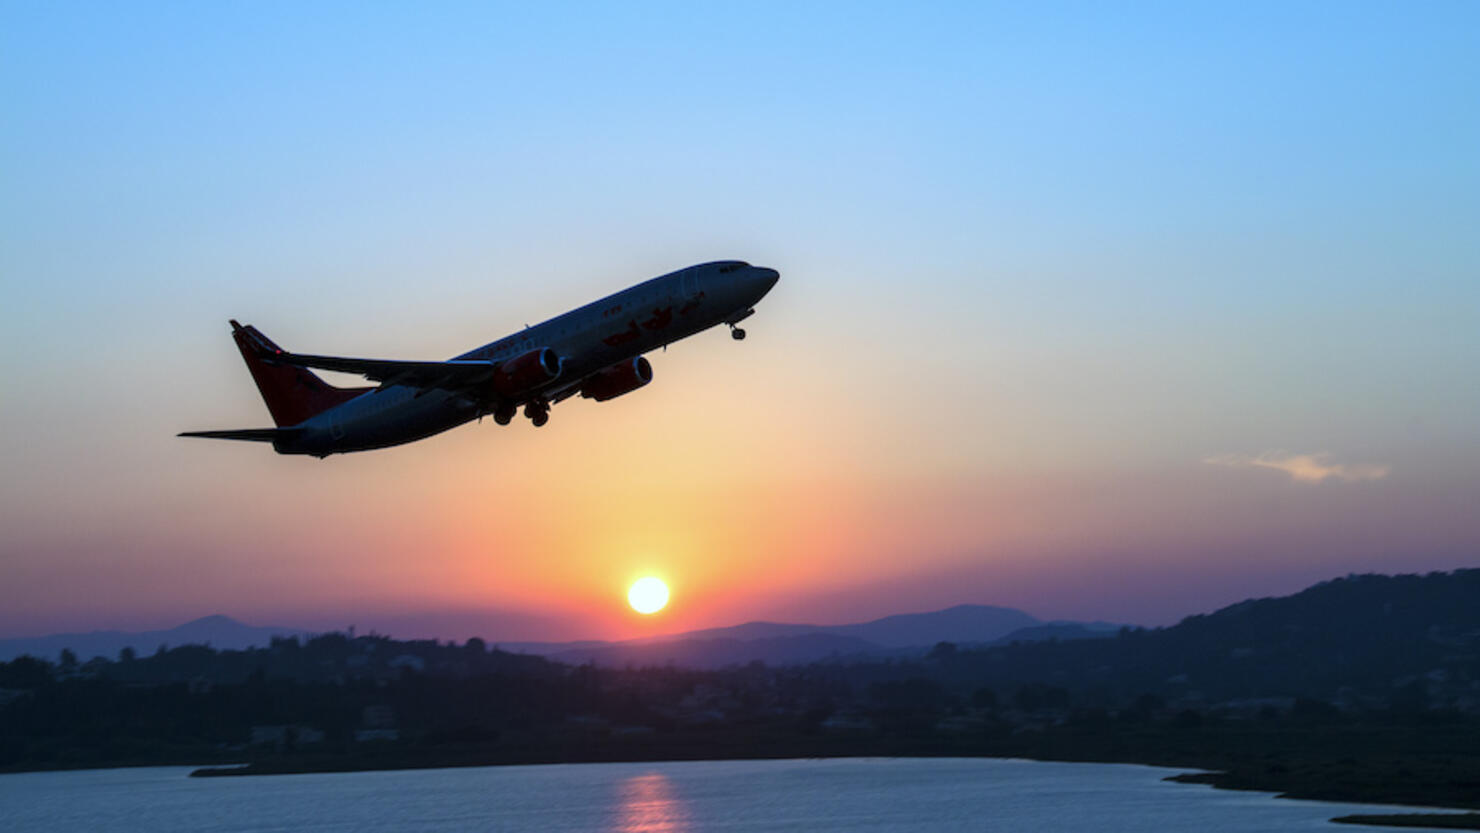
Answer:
(3, 4, 1478, 641)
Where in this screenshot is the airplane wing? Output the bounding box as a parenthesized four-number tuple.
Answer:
(268, 352, 498, 393)
(545, 381, 586, 405)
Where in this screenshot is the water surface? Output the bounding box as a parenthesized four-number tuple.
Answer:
(0, 758, 1445, 832)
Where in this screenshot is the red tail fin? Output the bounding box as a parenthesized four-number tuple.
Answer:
(230, 321, 372, 427)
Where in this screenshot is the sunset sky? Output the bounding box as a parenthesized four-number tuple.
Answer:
(3, 3, 1477, 642)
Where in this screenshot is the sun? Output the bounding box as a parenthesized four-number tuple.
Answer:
(628, 577, 669, 615)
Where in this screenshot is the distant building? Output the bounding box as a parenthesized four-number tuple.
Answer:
(249, 725, 326, 748)
(362, 704, 396, 728)
(564, 714, 610, 729)
(250, 725, 287, 746)
(354, 703, 399, 742)
(934, 714, 988, 733)
(820, 712, 875, 733)
(1212, 697, 1295, 719)
(388, 654, 425, 672)
(677, 709, 726, 727)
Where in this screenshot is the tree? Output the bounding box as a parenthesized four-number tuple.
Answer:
(1174, 709, 1204, 728)
(1390, 679, 1429, 715)
(1013, 683, 1069, 713)
(0, 656, 53, 688)
(971, 687, 997, 709)
(870, 678, 947, 711)
(1292, 697, 1340, 724)
(119, 646, 136, 663)
(927, 641, 957, 661)
(59, 648, 78, 672)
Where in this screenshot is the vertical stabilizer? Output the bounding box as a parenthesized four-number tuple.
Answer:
(229, 321, 371, 427)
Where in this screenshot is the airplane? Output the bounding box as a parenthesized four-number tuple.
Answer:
(180, 260, 780, 457)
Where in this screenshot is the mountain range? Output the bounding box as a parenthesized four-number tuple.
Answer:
(0, 615, 311, 663)
(0, 606, 1123, 667)
(498, 605, 1120, 667)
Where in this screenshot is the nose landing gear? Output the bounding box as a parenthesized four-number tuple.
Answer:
(726, 308, 755, 341)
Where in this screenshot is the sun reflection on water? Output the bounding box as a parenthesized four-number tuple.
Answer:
(614, 773, 689, 833)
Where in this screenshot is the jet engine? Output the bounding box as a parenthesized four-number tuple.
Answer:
(579, 356, 652, 401)
(492, 348, 563, 397)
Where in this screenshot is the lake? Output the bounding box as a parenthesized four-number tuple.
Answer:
(0, 757, 1443, 831)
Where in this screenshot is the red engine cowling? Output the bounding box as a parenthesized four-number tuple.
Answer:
(580, 356, 653, 401)
(492, 348, 563, 397)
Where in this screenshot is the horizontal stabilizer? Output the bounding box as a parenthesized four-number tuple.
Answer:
(177, 428, 296, 443)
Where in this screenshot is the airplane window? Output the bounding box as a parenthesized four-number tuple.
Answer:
(717, 262, 748, 273)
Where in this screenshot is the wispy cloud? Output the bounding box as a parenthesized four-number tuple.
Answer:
(1202, 451, 1390, 484)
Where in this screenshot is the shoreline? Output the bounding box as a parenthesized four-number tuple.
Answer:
(178, 737, 1479, 829)
(11, 753, 1480, 831)
(9, 726, 1477, 828)
(1330, 815, 1480, 830)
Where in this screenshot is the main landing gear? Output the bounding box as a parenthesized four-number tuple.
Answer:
(489, 402, 544, 427)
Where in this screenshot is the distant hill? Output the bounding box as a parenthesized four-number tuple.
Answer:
(0, 615, 311, 662)
(639, 604, 1040, 648)
(9, 569, 1473, 705)
(546, 633, 883, 668)
(932, 569, 1480, 704)
(2, 605, 1121, 670)
(548, 570, 1480, 689)
(825, 604, 1043, 648)
(993, 621, 1121, 645)
(503, 604, 1075, 668)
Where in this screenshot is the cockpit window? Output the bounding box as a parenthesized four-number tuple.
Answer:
(717, 261, 749, 273)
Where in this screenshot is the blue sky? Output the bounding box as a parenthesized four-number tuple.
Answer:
(2, 2, 1477, 638)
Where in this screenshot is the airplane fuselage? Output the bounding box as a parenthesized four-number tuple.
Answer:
(269, 260, 778, 456)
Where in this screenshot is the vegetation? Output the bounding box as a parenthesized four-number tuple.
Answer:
(1331, 815, 1480, 830)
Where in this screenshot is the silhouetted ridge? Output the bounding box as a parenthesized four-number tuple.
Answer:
(502, 603, 1057, 667)
(180, 615, 239, 626)
(941, 569, 1480, 704)
(0, 615, 310, 662)
(3, 568, 1478, 802)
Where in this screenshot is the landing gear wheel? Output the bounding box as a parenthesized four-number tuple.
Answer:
(531, 412, 549, 427)
(493, 407, 515, 426)
(731, 327, 746, 341)
(525, 402, 549, 427)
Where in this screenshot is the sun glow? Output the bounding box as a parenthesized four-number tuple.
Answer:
(627, 577, 669, 615)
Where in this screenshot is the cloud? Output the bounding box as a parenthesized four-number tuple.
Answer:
(1202, 451, 1390, 484)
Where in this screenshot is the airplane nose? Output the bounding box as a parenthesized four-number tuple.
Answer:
(752, 266, 780, 290)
